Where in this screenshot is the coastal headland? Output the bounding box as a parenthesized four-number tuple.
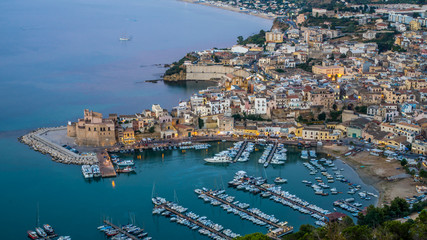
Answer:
(179, 0, 276, 20)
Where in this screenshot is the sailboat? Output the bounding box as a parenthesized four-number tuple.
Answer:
(119, 34, 131, 41)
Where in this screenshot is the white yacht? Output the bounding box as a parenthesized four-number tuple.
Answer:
(81, 165, 93, 178)
(301, 150, 308, 159)
(204, 155, 231, 163)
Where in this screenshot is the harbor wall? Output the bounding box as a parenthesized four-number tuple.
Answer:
(186, 65, 236, 81)
(19, 127, 98, 165)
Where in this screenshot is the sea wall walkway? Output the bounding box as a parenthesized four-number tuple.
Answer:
(20, 127, 98, 165)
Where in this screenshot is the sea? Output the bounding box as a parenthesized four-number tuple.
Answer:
(0, 0, 377, 239)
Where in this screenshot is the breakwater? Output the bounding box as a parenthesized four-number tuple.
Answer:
(19, 127, 98, 165)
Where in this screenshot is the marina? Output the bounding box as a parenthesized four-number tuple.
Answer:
(195, 188, 294, 239)
(98, 220, 150, 240)
(152, 197, 239, 240)
(229, 171, 333, 222)
(232, 141, 248, 162)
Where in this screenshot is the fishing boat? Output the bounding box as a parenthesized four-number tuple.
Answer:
(81, 165, 93, 178)
(117, 166, 135, 173)
(309, 150, 317, 158)
(301, 150, 308, 159)
(35, 227, 47, 238)
(117, 160, 135, 166)
(27, 230, 38, 239)
(274, 177, 287, 184)
(91, 165, 101, 178)
(43, 224, 54, 235)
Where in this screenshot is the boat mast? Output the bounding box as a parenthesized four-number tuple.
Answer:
(174, 190, 179, 204)
(36, 202, 40, 227)
(151, 182, 156, 198)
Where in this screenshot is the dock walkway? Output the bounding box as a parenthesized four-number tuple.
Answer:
(158, 203, 232, 240)
(201, 190, 293, 236)
(97, 152, 116, 178)
(103, 220, 138, 240)
(246, 181, 327, 218)
(233, 141, 247, 162)
(265, 142, 278, 167)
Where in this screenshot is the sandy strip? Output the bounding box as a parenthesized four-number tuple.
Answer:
(320, 145, 421, 207)
(178, 0, 276, 21)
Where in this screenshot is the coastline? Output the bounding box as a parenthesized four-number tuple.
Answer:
(320, 145, 419, 207)
(179, 0, 276, 21)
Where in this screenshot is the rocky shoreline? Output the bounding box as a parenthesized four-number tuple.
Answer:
(19, 127, 98, 165)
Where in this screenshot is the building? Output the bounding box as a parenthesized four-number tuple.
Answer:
(120, 128, 135, 144)
(254, 97, 267, 115)
(410, 20, 421, 31)
(67, 109, 116, 147)
(265, 30, 284, 43)
(412, 140, 427, 155)
(312, 65, 344, 77)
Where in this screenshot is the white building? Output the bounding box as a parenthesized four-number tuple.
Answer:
(254, 97, 267, 115)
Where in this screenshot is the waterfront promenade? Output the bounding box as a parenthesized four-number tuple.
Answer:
(97, 152, 116, 178)
(20, 127, 98, 165)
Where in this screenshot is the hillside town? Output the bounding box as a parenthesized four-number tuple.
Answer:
(69, 3, 427, 165)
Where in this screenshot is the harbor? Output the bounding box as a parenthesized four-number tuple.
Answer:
(229, 171, 332, 225)
(98, 220, 151, 240)
(195, 188, 294, 239)
(152, 197, 239, 240)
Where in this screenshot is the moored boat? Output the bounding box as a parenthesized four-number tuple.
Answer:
(27, 230, 38, 239)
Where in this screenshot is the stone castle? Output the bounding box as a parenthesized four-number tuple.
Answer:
(67, 109, 117, 147)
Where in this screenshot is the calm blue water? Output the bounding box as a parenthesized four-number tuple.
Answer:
(0, 0, 377, 239)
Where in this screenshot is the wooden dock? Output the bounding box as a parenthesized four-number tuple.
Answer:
(233, 141, 247, 162)
(158, 203, 232, 240)
(103, 220, 138, 240)
(97, 151, 116, 178)
(265, 142, 278, 167)
(201, 190, 293, 236)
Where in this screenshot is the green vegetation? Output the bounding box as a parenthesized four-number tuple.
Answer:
(164, 53, 197, 76)
(275, 69, 285, 73)
(355, 106, 367, 114)
(232, 113, 270, 122)
(366, 32, 397, 53)
(235, 232, 270, 240)
(277, 198, 427, 240)
(198, 117, 204, 129)
(401, 159, 408, 166)
(296, 58, 314, 73)
(237, 30, 266, 46)
(304, 16, 359, 33)
(328, 110, 342, 122)
(148, 126, 155, 133)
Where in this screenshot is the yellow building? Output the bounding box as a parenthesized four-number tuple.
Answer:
(412, 140, 427, 155)
(312, 65, 344, 77)
(409, 20, 421, 31)
(121, 128, 135, 144)
(302, 127, 338, 140)
(265, 30, 284, 43)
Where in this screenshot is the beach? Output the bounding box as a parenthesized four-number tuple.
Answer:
(321, 145, 419, 207)
(179, 0, 276, 20)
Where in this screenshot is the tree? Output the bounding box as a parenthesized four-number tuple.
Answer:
(332, 104, 338, 111)
(148, 126, 155, 133)
(235, 232, 270, 240)
(237, 36, 244, 44)
(318, 112, 326, 121)
(401, 159, 408, 166)
(343, 225, 373, 240)
(198, 117, 204, 129)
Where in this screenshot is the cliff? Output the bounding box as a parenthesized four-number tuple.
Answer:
(163, 71, 186, 81)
